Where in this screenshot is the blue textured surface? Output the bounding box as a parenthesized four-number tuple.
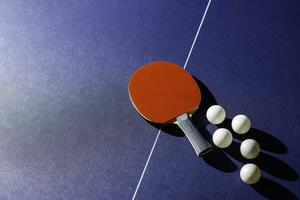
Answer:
(0, 0, 299, 199)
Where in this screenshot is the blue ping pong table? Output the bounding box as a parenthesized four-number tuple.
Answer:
(0, 0, 299, 199)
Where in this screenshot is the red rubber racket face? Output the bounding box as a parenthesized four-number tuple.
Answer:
(128, 61, 201, 124)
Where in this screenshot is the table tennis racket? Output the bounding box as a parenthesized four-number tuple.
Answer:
(128, 61, 212, 156)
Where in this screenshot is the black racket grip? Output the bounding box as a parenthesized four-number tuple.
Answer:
(177, 113, 212, 156)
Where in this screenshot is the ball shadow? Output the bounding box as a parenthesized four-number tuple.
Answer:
(252, 177, 298, 200)
(219, 118, 288, 154)
(225, 141, 298, 181)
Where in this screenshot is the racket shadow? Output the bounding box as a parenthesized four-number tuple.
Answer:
(191, 78, 237, 172)
(145, 77, 238, 172)
(144, 77, 217, 138)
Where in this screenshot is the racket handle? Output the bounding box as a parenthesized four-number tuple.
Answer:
(177, 113, 212, 156)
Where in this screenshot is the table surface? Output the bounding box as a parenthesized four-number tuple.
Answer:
(0, 0, 299, 199)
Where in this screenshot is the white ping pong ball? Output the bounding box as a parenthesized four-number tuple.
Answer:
(231, 114, 251, 134)
(240, 139, 260, 159)
(240, 163, 261, 184)
(212, 128, 232, 148)
(206, 105, 226, 124)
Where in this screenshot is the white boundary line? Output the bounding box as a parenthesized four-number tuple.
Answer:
(131, 130, 161, 200)
(132, 1, 212, 199)
(183, 0, 211, 70)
